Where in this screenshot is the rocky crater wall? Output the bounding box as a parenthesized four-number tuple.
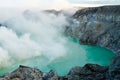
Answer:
(0, 5, 120, 80)
(66, 5, 120, 55)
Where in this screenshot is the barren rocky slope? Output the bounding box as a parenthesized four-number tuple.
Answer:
(66, 5, 120, 55)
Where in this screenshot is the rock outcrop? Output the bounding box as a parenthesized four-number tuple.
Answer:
(66, 5, 120, 55)
(0, 65, 59, 80)
(0, 65, 43, 80)
(66, 56, 120, 80)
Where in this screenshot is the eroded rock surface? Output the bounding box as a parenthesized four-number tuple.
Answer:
(66, 5, 120, 55)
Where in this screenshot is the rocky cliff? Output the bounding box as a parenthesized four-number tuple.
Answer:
(66, 5, 120, 55)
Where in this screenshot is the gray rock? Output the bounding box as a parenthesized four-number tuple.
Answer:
(67, 64, 108, 80)
(65, 5, 120, 80)
(68, 66, 82, 75)
(0, 65, 59, 80)
(109, 56, 120, 80)
(43, 70, 58, 80)
(66, 5, 120, 55)
(1, 65, 43, 80)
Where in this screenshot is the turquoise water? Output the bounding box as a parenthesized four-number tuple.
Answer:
(0, 38, 115, 76)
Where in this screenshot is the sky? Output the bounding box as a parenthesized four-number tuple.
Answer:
(68, 0, 120, 4)
(0, 0, 119, 8)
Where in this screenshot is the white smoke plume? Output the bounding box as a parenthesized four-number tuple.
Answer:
(0, 0, 80, 70)
(0, 10, 71, 69)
